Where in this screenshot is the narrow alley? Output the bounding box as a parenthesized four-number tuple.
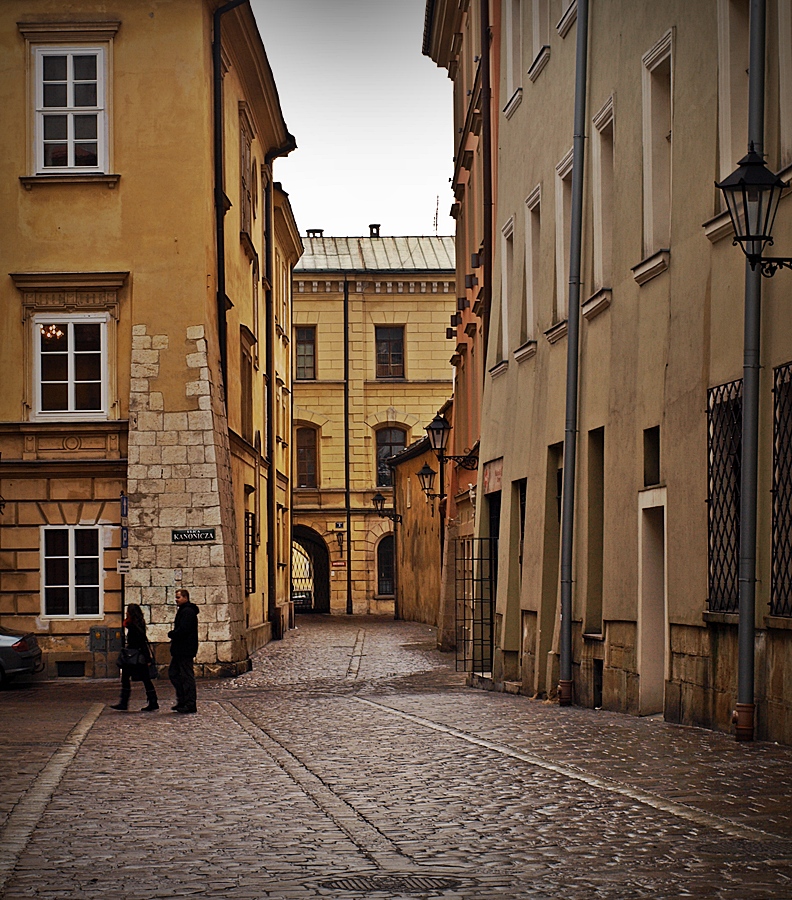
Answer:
(2, 616, 791, 899)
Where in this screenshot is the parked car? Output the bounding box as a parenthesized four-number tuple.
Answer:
(0, 626, 44, 686)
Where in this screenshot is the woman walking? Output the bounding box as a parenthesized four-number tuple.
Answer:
(112, 603, 159, 712)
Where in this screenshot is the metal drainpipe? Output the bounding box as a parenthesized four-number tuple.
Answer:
(480, 0, 493, 371)
(344, 278, 353, 614)
(213, 0, 248, 398)
(263, 175, 278, 635)
(558, 0, 589, 707)
(734, 0, 766, 742)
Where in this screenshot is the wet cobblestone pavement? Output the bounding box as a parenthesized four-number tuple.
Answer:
(2, 615, 792, 898)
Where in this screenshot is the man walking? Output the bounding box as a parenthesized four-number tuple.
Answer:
(168, 588, 199, 714)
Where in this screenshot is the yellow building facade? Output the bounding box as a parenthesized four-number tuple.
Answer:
(292, 232, 454, 616)
(0, 0, 300, 679)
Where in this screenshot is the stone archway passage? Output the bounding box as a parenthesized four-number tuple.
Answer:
(292, 526, 330, 613)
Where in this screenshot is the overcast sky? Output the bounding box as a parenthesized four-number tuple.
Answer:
(249, 0, 454, 238)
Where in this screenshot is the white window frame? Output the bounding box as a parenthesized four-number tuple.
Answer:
(32, 312, 109, 420)
(592, 97, 615, 290)
(500, 216, 515, 360)
(717, 0, 749, 183)
(641, 31, 674, 257)
(40, 525, 104, 620)
(523, 185, 541, 344)
(503, 0, 523, 118)
(34, 46, 108, 175)
(528, 0, 551, 82)
(778, 0, 792, 170)
(555, 148, 574, 322)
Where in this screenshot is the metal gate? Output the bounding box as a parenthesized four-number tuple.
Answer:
(455, 537, 497, 675)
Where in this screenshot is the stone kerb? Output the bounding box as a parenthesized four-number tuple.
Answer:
(125, 324, 249, 677)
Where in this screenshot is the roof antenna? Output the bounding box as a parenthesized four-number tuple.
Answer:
(434, 195, 439, 234)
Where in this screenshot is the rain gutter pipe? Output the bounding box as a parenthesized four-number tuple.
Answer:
(213, 0, 248, 398)
(734, 0, 766, 742)
(558, 0, 589, 706)
(480, 0, 493, 370)
(344, 278, 353, 614)
(263, 177, 278, 634)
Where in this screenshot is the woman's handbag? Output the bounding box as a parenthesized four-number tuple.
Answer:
(116, 647, 144, 668)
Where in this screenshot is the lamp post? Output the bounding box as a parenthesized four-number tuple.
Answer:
(714, 0, 789, 741)
(372, 492, 401, 523)
(716, 146, 790, 276)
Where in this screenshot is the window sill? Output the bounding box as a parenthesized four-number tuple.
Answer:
(702, 211, 733, 244)
(513, 340, 537, 363)
(765, 615, 792, 631)
(556, 1, 578, 37)
(503, 88, 523, 119)
(545, 319, 568, 344)
(20, 174, 120, 190)
(582, 288, 612, 321)
(528, 46, 551, 82)
(582, 631, 604, 642)
(488, 360, 508, 379)
(632, 249, 669, 286)
(703, 611, 738, 625)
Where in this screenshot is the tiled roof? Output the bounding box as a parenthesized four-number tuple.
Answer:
(295, 236, 455, 274)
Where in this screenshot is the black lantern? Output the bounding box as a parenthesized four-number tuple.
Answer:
(716, 147, 789, 273)
(416, 463, 437, 496)
(425, 414, 451, 454)
(372, 492, 386, 514)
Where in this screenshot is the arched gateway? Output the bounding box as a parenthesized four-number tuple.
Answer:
(291, 526, 330, 614)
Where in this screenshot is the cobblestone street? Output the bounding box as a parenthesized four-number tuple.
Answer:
(2, 615, 792, 899)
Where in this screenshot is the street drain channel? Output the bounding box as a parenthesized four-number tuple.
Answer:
(319, 873, 463, 893)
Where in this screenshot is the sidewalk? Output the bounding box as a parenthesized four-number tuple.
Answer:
(1, 615, 791, 899)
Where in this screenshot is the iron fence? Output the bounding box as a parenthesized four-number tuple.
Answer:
(455, 536, 496, 675)
(707, 379, 742, 613)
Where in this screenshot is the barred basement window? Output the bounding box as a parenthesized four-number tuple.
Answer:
(772, 362, 792, 616)
(244, 510, 256, 596)
(707, 379, 742, 613)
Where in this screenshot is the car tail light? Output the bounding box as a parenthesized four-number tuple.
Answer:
(12, 638, 29, 652)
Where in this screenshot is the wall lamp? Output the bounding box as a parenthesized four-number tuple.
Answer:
(716, 145, 791, 277)
(335, 530, 345, 555)
(372, 491, 401, 523)
(416, 463, 442, 500)
(424, 414, 479, 470)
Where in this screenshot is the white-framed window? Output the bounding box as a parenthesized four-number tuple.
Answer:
(33, 313, 109, 418)
(34, 46, 107, 174)
(717, 0, 749, 184)
(523, 186, 541, 343)
(592, 97, 615, 290)
(555, 148, 574, 321)
(503, 0, 523, 117)
(500, 217, 515, 359)
(777, 0, 792, 170)
(41, 525, 103, 619)
(528, 0, 551, 81)
(641, 31, 673, 257)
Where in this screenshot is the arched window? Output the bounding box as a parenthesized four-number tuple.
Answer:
(296, 426, 317, 488)
(377, 534, 395, 596)
(376, 427, 406, 487)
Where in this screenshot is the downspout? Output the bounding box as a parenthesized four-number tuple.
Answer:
(734, 0, 766, 742)
(558, 0, 589, 706)
(213, 0, 249, 398)
(344, 278, 353, 614)
(263, 175, 278, 634)
(480, 0, 493, 373)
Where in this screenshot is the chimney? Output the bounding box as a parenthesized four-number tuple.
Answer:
(369, 223, 381, 238)
(307, 228, 324, 238)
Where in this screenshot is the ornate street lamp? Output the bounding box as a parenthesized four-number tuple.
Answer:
(424, 414, 479, 474)
(372, 492, 401, 523)
(716, 145, 790, 276)
(416, 463, 437, 496)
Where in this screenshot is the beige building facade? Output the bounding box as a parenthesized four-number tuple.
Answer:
(427, 0, 792, 742)
(0, 1, 300, 679)
(291, 232, 454, 617)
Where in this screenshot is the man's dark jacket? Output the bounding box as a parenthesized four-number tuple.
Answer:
(168, 601, 199, 659)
